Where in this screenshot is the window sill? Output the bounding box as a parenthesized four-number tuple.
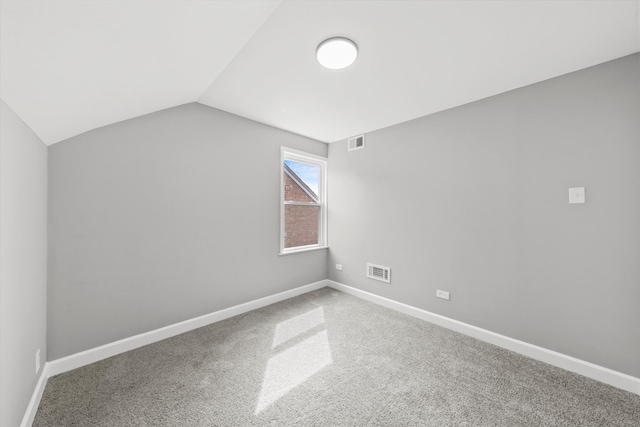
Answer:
(279, 246, 329, 256)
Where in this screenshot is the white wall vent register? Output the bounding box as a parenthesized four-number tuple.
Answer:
(348, 135, 365, 151)
(367, 263, 391, 283)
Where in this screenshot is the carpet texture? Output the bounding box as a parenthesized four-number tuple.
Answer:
(34, 288, 639, 426)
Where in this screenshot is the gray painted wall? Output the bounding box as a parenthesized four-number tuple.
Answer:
(328, 54, 640, 377)
(1, 101, 48, 427)
(48, 103, 327, 359)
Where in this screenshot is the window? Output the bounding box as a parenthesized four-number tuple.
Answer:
(280, 148, 327, 254)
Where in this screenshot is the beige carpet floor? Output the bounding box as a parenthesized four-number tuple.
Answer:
(34, 287, 639, 426)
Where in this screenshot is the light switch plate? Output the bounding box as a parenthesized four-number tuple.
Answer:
(569, 187, 585, 204)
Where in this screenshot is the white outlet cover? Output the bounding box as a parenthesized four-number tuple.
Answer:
(436, 290, 450, 301)
(569, 187, 585, 204)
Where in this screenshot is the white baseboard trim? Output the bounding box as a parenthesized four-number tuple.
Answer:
(327, 280, 640, 396)
(22, 278, 639, 427)
(47, 280, 328, 377)
(20, 363, 49, 427)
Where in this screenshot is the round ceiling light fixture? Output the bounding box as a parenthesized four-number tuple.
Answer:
(316, 37, 358, 70)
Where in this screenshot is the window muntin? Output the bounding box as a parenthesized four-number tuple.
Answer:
(280, 148, 327, 254)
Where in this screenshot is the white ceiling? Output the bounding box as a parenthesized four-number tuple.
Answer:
(1, 1, 638, 146)
(0, 0, 280, 145)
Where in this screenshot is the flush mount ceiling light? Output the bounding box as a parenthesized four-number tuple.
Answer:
(316, 37, 358, 70)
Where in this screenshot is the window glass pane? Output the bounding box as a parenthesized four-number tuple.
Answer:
(284, 160, 319, 202)
(284, 205, 320, 248)
(281, 149, 326, 253)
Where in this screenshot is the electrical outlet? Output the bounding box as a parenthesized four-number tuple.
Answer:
(436, 290, 450, 301)
(336, 264, 343, 271)
(36, 349, 41, 374)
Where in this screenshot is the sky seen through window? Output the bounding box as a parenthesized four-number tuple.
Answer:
(284, 160, 319, 195)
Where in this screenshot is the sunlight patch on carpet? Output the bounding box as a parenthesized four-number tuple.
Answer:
(256, 308, 333, 414)
(272, 307, 325, 349)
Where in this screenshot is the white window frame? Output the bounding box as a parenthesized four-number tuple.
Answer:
(280, 147, 328, 255)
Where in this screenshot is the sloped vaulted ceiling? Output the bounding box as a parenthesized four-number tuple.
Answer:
(0, 0, 280, 145)
(1, 0, 639, 146)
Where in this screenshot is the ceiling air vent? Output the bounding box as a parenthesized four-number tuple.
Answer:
(348, 135, 365, 151)
(367, 263, 391, 283)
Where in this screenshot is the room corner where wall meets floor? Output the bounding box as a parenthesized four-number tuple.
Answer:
(31, 286, 640, 426)
(20, 279, 640, 425)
